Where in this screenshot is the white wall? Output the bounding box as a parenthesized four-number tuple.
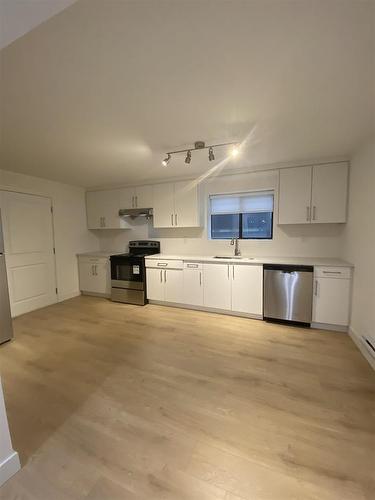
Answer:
(0, 169, 99, 302)
(342, 140, 375, 365)
(97, 168, 347, 258)
(0, 378, 20, 486)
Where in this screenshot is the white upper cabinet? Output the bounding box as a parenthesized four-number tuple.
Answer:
(118, 188, 133, 210)
(86, 190, 129, 229)
(278, 164, 348, 225)
(153, 181, 200, 228)
(152, 183, 175, 227)
(173, 180, 200, 227)
(311, 164, 348, 223)
(278, 166, 312, 224)
(231, 265, 263, 315)
(135, 185, 153, 208)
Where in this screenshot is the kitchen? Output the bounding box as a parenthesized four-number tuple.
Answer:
(0, 1, 374, 499)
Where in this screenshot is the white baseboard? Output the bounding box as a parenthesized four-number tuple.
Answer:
(58, 290, 81, 302)
(348, 327, 375, 371)
(0, 451, 20, 487)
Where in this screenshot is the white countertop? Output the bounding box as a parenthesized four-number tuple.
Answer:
(77, 251, 122, 258)
(145, 254, 353, 267)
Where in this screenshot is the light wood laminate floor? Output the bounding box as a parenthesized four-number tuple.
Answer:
(0, 296, 374, 500)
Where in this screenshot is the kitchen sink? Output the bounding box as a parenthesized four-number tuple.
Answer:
(214, 256, 254, 260)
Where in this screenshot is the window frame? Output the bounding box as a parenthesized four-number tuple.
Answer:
(208, 191, 274, 241)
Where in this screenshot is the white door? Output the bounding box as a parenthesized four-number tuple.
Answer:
(135, 185, 153, 208)
(278, 166, 312, 224)
(231, 265, 263, 315)
(183, 267, 203, 306)
(311, 164, 348, 223)
(1, 191, 57, 317)
(203, 264, 231, 310)
(164, 269, 183, 303)
(174, 180, 199, 227)
(313, 277, 350, 326)
(153, 183, 175, 228)
(146, 268, 165, 300)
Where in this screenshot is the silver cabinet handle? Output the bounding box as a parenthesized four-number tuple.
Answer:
(160, 270, 163, 282)
(94, 265, 97, 276)
(199, 271, 202, 286)
(306, 206, 310, 222)
(232, 265, 235, 279)
(164, 270, 167, 282)
(322, 271, 341, 275)
(227, 265, 230, 279)
(175, 213, 177, 226)
(157, 262, 168, 267)
(91, 265, 94, 275)
(187, 263, 198, 268)
(312, 206, 316, 221)
(314, 279, 318, 296)
(102, 216, 106, 228)
(171, 214, 174, 226)
(135, 196, 138, 207)
(132, 196, 134, 208)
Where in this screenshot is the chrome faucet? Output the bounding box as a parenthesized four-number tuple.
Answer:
(230, 238, 241, 256)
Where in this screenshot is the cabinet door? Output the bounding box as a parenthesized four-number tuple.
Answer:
(165, 269, 184, 303)
(118, 187, 134, 209)
(86, 190, 124, 229)
(278, 167, 312, 224)
(311, 164, 348, 223)
(153, 183, 175, 228)
(94, 260, 111, 295)
(313, 278, 350, 326)
(231, 265, 263, 315)
(146, 268, 165, 301)
(135, 185, 153, 208)
(183, 268, 203, 306)
(203, 264, 231, 310)
(174, 180, 200, 227)
(79, 259, 101, 293)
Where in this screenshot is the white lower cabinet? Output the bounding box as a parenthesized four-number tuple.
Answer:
(203, 263, 263, 315)
(203, 264, 232, 310)
(146, 263, 183, 303)
(312, 267, 351, 326)
(78, 256, 111, 296)
(183, 263, 203, 306)
(231, 264, 263, 315)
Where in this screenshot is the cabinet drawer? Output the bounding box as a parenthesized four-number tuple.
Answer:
(183, 262, 203, 270)
(314, 267, 351, 279)
(145, 259, 183, 269)
(78, 256, 108, 264)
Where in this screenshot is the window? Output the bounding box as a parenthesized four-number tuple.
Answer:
(210, 192, 274, 240)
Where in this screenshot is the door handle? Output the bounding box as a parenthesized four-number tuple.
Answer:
(171, 214, 173, 226)
(306, 206, 310, 222)
(164, 270, 167, 282)
(312, 206, 316, 221)
(175, 213, 177, 226)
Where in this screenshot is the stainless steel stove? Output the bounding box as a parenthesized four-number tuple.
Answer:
(110, 240, 160, 305)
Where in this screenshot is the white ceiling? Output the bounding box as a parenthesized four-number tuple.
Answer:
(0, 0, 77, 49)
(0, 0, 374, 188)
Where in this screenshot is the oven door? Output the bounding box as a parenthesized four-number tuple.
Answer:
(110, 256, 144, 290)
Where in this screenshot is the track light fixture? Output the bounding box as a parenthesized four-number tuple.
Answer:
(161, 153, 171, 167)
(161, 140, 239, 167)
(185, 150, 192, 164)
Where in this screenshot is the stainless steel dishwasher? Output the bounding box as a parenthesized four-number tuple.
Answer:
(263, 264, 313, 326)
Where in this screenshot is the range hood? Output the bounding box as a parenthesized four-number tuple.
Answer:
(119, 208, 153, 219)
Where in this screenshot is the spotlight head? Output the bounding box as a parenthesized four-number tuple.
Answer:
(185, 150, 192, 164)
(162, 153, 171, 167)
(208, 147, 215, 161)
(231, 145, 239, 157)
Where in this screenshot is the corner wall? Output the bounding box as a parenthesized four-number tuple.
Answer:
(342, 140, 375, 368)
(0, 378, 20, 487)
